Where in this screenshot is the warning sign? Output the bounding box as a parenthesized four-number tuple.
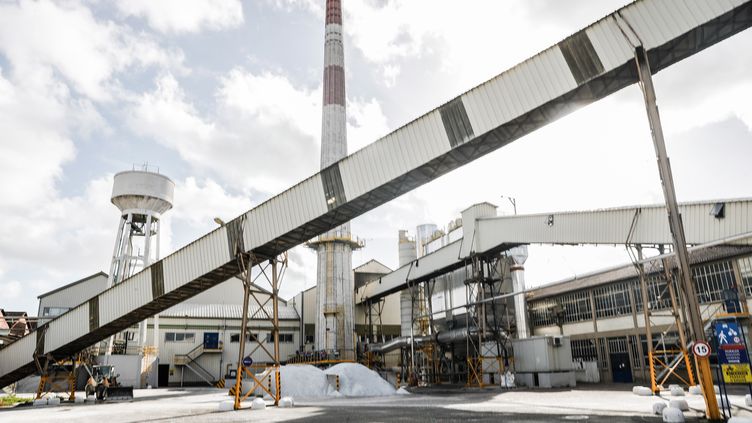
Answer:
(721, 363, 752, 384)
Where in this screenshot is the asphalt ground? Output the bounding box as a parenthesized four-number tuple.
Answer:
(2, 384, 750, 422)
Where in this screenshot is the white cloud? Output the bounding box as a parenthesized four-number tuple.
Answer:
(0, 0, 184, 101)
(341, 0, 628, 88)
(117, 0, 244, 34)
(347, 97, 390, 153)
(171, 177, 253, 236)
(0, 280, 22, 303)
(130, 70, 389, 196)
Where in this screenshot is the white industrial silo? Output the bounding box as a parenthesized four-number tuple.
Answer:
(398, 230, 418, 337)
(106, 167, 174, 354)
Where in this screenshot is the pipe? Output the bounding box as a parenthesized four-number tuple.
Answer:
(368, 326, 492, 354)
(367, 335, 433, 354)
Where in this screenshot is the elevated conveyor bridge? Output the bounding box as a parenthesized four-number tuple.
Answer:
(2, 0, 752, 388)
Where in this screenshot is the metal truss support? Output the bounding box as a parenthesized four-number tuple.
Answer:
(634, 45, 719, 419)
(465, 256, 485, 388)
(233, 251, 287, 410)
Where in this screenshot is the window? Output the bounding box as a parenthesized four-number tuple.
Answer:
(628, 335, 641, 370)
(42, 307, 70, 317)
(739, 256, 752, 297)
(558, 290, 592, 323)
(265, 333, 293, 343)
(165, 332, 195, 343)
(693, 260, 736, 304)
(571, 339, 598, 362)
(593, 281, 632, 318)
(230, 333, 258, 343)
(633, 272, 673, 312)
(529, 299, 557, 328)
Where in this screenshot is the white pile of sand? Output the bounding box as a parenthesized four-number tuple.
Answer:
(324, 363, 397, 397)
(269, 363, 396, 398)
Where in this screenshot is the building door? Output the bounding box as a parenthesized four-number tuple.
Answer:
(158, 364, 169, 387)
(608, 337, 633, 383)
(204, 332, 219, 349)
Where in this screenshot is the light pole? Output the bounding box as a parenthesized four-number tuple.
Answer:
(501, 196, 517, 215)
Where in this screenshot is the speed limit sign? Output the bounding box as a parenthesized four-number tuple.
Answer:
(693, 341, 711, 358)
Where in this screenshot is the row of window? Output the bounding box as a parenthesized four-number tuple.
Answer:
(530, 257, 743, 328)
(164, 332, 294, 343)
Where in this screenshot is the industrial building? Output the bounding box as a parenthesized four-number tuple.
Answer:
(1, 1, 751, 421)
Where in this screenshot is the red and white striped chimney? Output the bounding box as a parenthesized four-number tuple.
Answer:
(321, 0, 347, 169)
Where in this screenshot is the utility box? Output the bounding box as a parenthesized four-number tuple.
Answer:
(512, 335, 576, 388)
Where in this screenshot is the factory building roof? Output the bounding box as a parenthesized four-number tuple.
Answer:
(160, 302, 300, 321)
(37, 272, 108, 299)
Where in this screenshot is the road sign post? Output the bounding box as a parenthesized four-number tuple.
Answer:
(693, 341, 711, 358)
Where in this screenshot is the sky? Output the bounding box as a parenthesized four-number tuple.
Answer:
(0, 0, 750, 315)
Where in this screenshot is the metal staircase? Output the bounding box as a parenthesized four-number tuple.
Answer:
(174, 343, 223, 386)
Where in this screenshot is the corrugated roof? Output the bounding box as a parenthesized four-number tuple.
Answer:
(354, 259, 392, 274)
(160, 303, 299, 320)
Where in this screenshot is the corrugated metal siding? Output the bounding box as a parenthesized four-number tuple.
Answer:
(339, 111, 450, 201)
(245, 175, 328, 249)
(0, 334, 35, 377)
(163, 228, 229, 294)
(621, 0, 742, 49)
(38, 274, 108, 313)
(45, 304, 89, 353)
(464, 46, 578, 137)
(99, 270, 151, 326)
(476, 200, 752, 250)
(585, 18, 634, 71)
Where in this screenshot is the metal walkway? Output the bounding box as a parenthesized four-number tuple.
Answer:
(2, 0, 751, 388)
(355, 198, 752, 304)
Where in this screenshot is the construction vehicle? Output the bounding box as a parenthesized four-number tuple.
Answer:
(85, 365, 133, 401)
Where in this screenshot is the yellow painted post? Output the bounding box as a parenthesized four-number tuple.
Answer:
(648, 351, 658, 394)
(275, 369, 280, 406)
(232, 366, 242, 410)
(682, 349, 696, 387)
(695, 355, 721, 420)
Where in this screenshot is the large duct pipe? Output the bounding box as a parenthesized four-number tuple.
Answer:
(509, 246, 529, 339)
(368, 326, 490, 354)
(367, 335, 433, 354)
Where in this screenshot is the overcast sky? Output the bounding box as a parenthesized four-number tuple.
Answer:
(1, 0, 750, 314)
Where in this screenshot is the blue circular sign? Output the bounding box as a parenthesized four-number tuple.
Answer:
(242, 356, 253, 367)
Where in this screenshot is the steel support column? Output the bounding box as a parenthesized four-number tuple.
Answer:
(635, 46, 720, 420)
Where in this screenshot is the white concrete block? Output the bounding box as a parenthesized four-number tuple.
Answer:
(662, 407, 685, 423)
(714, 385, 720, 394)
(729, 417, 752, 423)
(717, 395, 731, 410)
(279, 397, 294, 408)
(688, 385, 702, 395)
(73, 396, 84, 404)
(33, 398, 47, 406)
(47, 397, 61, 406)
(670, 386, 685, 396)
(669, 399, 689, 411)
(652, 401, 667, 415)
(251, 398, 266, 410)
(218, 400, 234, 411)
(635, 386, 653, 396)
(745, 394, 752, 407)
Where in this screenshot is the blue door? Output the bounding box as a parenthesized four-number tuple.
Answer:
(204, 332, 219, 349)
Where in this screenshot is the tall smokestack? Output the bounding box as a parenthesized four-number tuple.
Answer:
(311, 0, 359, 358)
(321, 0, 346, 168)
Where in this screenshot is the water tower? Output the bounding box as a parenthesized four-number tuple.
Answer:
(107, 167, 174, 353)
